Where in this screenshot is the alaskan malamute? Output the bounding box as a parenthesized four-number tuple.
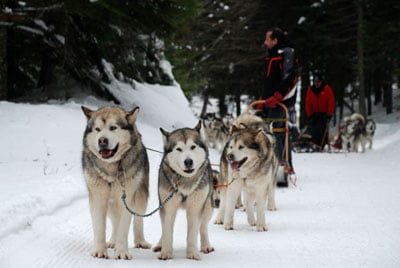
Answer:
(218, 125, 278, 231)
(81, 106, 151, 260)
(201, 113, 229, 151)
(153, 121, 214, 260)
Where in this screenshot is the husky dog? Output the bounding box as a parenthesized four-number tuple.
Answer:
(214, 112, 273, 223)
(363, 119, 376, 149)
(201, 114, 229, 151)
(215, 125, 278, 231)
(340, 113, 368, 152)
(211, 169, 221, 208)
(222, 113, 235, 129)
(153, 121, 214, 260)
(81, 106, 151, 260)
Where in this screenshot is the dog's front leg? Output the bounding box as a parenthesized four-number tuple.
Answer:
(200, 199, 214, 254)
(88, 186, 110, 258)
(214, 188, 226, 224)
(114, 195, 133, 260)
(255, 187, 268, 232)
(243, 191, 256, 226)
(133, 190, 151, 249)
(158, 201, 179, 260)
(223, 179, 242, 230)
(186, 204, 202, 260)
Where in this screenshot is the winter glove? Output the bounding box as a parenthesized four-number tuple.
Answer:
(265, 92, 283, 108)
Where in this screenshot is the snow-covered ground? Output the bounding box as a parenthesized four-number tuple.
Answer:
(1, 85, 400, 267)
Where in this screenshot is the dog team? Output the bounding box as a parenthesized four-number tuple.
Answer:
(332, 113, 376, 153)
(81, 105, 376, 261)
(81, 106, 279, 261)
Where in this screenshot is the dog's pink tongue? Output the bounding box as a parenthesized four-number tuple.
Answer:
(100, 149, 112, 158)
(231, 162, 240, 171)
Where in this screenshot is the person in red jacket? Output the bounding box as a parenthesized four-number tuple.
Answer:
(305, 72, 335, 148)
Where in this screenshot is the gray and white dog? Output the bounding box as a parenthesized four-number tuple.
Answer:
(81, 106, 151, 260)
(153, 121, 214, 260)
(201, 113, 229, 151)
(216, 125, 278, 231)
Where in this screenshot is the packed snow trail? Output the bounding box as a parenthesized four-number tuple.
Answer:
(1, 102, 400, 267)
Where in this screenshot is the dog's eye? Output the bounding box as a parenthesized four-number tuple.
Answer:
(190, 145, 196, 150)
(95, 127, 101, 132)
(239, 145, 244, 150)
(249, 143, 259, 150)
(109, 126, 117, 131)
(176, 148, 182, 152)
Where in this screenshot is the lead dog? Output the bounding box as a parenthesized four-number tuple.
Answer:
(153, 121, 214, 260)
(81, 106, 151, 260)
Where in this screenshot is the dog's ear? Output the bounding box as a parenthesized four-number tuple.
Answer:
(194, 120, 202, 132)
(160, 128, 170, 144)
(231, 124, 240, 134)
(239, 123, 248, 129)
(127, 107, 140, 124)
(81, 106, 94, 119)
(255, 128, 268, 145)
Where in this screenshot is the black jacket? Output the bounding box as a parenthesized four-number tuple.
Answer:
(262, 41, 298, 107)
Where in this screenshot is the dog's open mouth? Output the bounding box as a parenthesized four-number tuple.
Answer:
(99, 144, 119, 159)
(230, 157, 248, 171)
(184, 168, 195, 174)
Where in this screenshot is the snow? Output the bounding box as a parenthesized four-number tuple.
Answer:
(297, 16, 306, 25)
(1, 82, 400, 267)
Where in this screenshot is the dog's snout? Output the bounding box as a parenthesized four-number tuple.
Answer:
(98, 137, 108, 147)
(227, 153, 234, 161)
(184, 158, 193, 168)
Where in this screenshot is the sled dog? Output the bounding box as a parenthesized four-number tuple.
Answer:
(201, 113, 229, 151)
(215, 125, 278, 231)
(81, 106, 151, 260)
(211, 169, 221, 208)
(363, 119, 376, 149)
(153, 121, 214, 260)
(222, 113, 235, 129)
(214, 112, 275, 223)
(340, 113, 371, 152)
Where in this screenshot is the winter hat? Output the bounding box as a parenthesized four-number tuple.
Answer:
(313, 71, 323, 82)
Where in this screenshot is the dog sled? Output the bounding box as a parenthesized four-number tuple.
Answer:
(291, 123, 330, 153)
(249, 101, 295, 187)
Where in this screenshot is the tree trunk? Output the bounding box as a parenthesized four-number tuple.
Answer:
(218, 94, 227, 117)
(366, 71, 372, 115)
(357, 0, 366, 116)
(299, 68, 309, 129)
(235, 91, 241, 116)
(383, 83, 393, 114)
(0, 27, 7, 100)
(200, 90, 209, 118)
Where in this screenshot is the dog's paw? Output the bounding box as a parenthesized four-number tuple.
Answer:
(201, 245, 215, 254)
(248, 219, 256, 226)
(91, 248, 108, 259)
(152, 244, 162, 252)
(224, 222, 233, 230)
(135, 240, 152, 249)
(187, 250, 201, 260)
(114, 249, 132, 260)
(158, 251, 173, 260)
(214, 218, 223, 225)
(256, 224, 268, 232)
(106, 241, 115, 249)
(267, 206, 277, 211)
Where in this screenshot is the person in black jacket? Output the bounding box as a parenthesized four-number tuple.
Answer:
(260, 28, 298, 184)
